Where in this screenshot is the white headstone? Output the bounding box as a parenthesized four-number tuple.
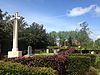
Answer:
(91, 51, 94, 54)
(28, 46, 32, 56)
(46, 49, 49, 54)
(54, 49, 57, 54)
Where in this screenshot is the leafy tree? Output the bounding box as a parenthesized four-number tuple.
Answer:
(76, 22, 92, 49)
(58, 31, 66, 46)
(68, 31, 78, 40)
(95, 38, 100, 50)
(23, 22, 49, 49)
(0, 9, 8, 55)
(67, 36, 73, 46)
(47, 33, 56, 46)
(49, 31, 57, 45)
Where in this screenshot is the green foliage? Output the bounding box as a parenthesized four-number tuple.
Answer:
(5, 48, 75, 75)
(6, 48, 92, 75)
(48, 31, 57, 45)
(95, 38, 100, 45)
(76, 22, 92, 48)
(48, 22, 92, 48)
(20, 22, 49, 49)
(95, 38, 100, 50)
(95, 56, 100, 69)
(31, 67, 57, 75)
(66, 56, 91, 75)
(88, 66, 98, 75)
(58, 31, 66, 46)
(49, 31, 79, 46)
(0, 9, 10, 55)
(6, 55, 67, 75)
(70, 54, 96, 66)
(0, 61, 57, 75)
(96, 56, 100, 62)
(67, 36, 73, 46)
(47, 46, 59, 49)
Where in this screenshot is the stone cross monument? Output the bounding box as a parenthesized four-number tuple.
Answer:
(8, 12, 22, 58)
(12, 12, 20, 51)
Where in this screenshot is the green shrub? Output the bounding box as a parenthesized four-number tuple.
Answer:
(35, 49, 46, 54)
(70, 54, 96, 66)
(5, 49, 92, 75)
(4, 55, 91, 75)
(32, 67, 57, 75)
(88, 66, 98, 75)
(0, 61, 57, 75)
(4, 56, 66, 75)
(95, 56, 100, 69)
(96, 56, 100, 62)
(47, 46, 59, 49)
(5, 48, 75, 75)
(96, 61, 100, 69)
(66, 56, 91, 75)
(27, 55, 67, 75)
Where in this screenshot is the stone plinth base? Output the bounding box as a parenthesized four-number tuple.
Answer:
(8, 51, 22, 58)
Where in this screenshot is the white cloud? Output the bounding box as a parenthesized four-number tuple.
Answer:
(96, 35, 100, 39)
(95, 6, 100, 15)
(67, 5, 96, 17)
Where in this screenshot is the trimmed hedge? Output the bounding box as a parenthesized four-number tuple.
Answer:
(0, 61, 57, 75)
(70, 54, 96, 66)
(66, 56, 91, 75)
(88, 66, 98, 75)
(96, 61, 100, 69)
(5, 48, 75, 75)
(5, 55, 67, 75)
(4, 48, 91, 75)
(95, 56, 100, 69)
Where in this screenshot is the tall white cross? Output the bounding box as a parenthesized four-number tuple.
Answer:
(8, 12, 22, 58)
(12, 12, 21, 51)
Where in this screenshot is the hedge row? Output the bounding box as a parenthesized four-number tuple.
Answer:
(5, 55, 67, 75)
(8, 56, 91, 75)
(0, 61, 57, 75)
(70, 54, 96, 66)
(5, 48, 75, 75)
(66, 56, 91, 75)
(95, 56, 100, 69)
(4, 48, 91, 75)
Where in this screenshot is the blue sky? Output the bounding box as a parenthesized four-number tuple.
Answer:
(0, 0, 100, 40)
